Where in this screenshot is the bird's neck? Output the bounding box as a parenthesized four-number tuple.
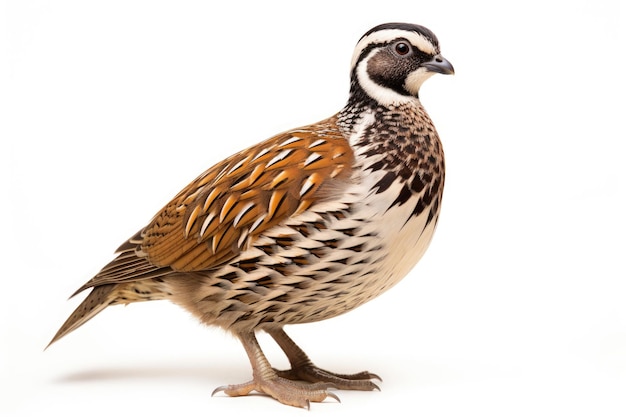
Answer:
(338, 81, 423, 133)
(338, 91, 428, 146)
(337, 89, 444, 197)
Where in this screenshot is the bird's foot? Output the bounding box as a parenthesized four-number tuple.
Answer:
(212, 376, 339, 409)
(274, 364, 381, 391)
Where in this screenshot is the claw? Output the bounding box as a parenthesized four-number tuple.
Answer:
(326, 391, 341, 403)
(369, 373, 383, 382)
(211, 385, 227, 397)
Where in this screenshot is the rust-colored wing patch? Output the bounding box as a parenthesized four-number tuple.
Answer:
(141, 115, 354, 271)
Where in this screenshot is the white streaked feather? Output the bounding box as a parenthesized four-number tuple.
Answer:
(303, 152, 323, 167)
(265, 149, 293, 168)
(278, 136, 302, 147)
(308, 139, 327, 149)
(232, 202, 255, 228)
(199, 212, 216, 238)
(299, 176, 315, 197)
(237, 229, 249, 249)
(251, 147, 272, 162)
(248, 213, 267, 234)
(226, 157, 247, 176)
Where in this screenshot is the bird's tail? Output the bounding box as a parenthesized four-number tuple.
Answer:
(47, 284, 117, 349)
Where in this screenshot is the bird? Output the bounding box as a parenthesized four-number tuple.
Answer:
(49, 22, 454, 408)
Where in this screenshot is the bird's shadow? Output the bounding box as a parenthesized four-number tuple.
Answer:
(55, 361, 245, 385)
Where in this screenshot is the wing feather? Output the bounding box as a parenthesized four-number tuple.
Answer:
(77, 115, 354, 292)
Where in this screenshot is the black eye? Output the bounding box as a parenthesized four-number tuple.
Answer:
(394, 42, 411, 56)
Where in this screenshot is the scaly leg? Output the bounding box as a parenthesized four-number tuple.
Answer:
(212, 331, 339, 409)
(268, 328, 381, 391)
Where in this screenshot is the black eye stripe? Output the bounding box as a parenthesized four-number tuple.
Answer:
(352, 38, 433, 77)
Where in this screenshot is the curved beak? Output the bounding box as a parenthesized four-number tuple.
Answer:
(423, 54, 455, 75)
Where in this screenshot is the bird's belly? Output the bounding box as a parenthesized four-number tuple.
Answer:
(170, 185, 439, 332)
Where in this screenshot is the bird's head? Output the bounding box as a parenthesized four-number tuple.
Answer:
(350, 23, 454, 107)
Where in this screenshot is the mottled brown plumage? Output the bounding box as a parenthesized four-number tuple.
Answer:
(50, 22, 453, 408)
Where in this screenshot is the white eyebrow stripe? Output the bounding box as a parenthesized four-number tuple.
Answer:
(351, 29, 437, 69)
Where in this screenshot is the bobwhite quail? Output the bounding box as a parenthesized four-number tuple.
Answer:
(49, 22, 454, 408)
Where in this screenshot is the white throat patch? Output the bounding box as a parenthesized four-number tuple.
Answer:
(404, 67, 435, 96)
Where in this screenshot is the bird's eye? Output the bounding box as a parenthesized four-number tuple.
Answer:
(394, 42, 411, 56)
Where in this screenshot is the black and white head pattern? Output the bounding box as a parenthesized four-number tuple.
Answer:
(350, 23, 447, 106)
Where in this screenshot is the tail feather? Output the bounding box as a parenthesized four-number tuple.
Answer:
(47, 284, 117, 349)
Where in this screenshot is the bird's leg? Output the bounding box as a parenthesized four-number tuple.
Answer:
(268, 328, 381, 391)
(212, 331, 339, 409)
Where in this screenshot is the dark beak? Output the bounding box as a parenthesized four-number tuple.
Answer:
(423, 54, 454, 75)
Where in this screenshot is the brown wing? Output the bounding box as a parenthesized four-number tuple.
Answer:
(74, 115, 354, 293)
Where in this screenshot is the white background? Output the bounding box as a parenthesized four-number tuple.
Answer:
(2, 1, 625, 416)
